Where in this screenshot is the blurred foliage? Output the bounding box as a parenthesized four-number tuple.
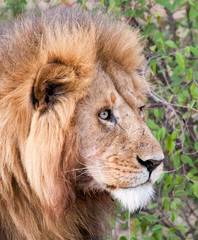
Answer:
(0, 0, 197, 239)
(0, 0, 27, 18)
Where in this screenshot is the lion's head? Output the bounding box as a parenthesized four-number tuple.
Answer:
(0, 5, 164, 239)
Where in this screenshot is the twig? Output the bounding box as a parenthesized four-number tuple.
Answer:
(185, 175, 198, 184)
(165, 8, 176, 42)
(163, 166, 182, 174)
(149, 90, 198, 114)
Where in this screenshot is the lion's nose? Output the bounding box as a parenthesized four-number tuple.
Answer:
(137, 156, 163, 173)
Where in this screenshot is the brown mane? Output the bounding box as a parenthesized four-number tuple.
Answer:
(0, 5, 144, 239)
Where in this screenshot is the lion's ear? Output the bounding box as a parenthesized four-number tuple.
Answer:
(32, 63, 72, 112)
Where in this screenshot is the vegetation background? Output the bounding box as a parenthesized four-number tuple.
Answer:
(0, 0, 197, 239)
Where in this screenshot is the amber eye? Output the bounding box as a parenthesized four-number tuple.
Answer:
(98, 109, 111, 120)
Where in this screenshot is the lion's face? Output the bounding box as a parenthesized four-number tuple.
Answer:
(76, 66, 164, 211)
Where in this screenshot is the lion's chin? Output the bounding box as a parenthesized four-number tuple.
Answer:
(111, 184, 154, 212)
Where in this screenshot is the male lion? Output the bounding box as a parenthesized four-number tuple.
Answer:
(0, 5, 164, 240)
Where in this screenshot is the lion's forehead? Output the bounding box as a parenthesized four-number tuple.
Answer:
(84, 67, 146, 112)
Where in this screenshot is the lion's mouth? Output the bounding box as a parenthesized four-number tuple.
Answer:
(105, 178, 151, 190)
(121, 179, 151, 189)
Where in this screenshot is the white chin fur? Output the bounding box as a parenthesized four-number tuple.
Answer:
(111, 184, 154, 212)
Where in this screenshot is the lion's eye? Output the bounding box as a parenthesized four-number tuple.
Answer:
(98, 109, 111, 120)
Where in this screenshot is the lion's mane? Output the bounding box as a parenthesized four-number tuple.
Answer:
(0, 5, 143, 240)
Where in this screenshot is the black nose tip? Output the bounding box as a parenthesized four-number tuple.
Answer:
(137, 156, 163, 173)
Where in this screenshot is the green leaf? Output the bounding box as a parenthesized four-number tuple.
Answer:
(190, 83, 198, 99)
(140, 221, 147, 234)
(189, 0, 195, 5)
(166, 135, 173, 152)
(151, 230, 163, 240)
(147, 203, 157, 209)
(189, 7, 198, 22)
(185, 68, 193, 82)
(120, 236, 128, 240)
(171, 198, 181, 210)
(175, 189, 187, 196)
(189, 99, 196, 108)
(171, 131, 178, 140)
(187, 172, 198, 181)
(150, 45, 156, 51)
(121, 221, 128, 230)
(143, 214, 157, 221)
(147, 15, 152, 23)
(81, 0, 86, 8)
(139, 0, 146, 4)
(178, 90, 190, 105)
(132, 218, 140, 236)
(164, 175, 173, 189)
(108, 0, 115, 12)
(168, 94, 174, 103)
(194, 142, 198, 151)
(170, 211, 178, 222)
(99, 0, 105, 7)
(168, 228, 176, 234)
(154, 108, 159, 120)
(163, 197, 170, 213)
(165, 40, 177, 49)
(147, 119, 160, 130)
(144, 23, 156, 36)
(151, 224, 163, 232)
(159, 127, 166, 140)
(176, 225, 187, 233)
(181, 155, 194, 167)
(175, 52, 186, 72)
(176, 174, 182, 184)
(124, 9, 134, 17)
(124, 210, 130, 219)
(152, 63, 156, 73)
(172, 153, 181, 168)
(157, 173, 165, 183)
(185, 46, 191, 56)
(156, 0, 173, 11)
(190, 46, 198, 57)
(142, 237, 150, 240)
(192, 183, 198, 198)
(166, 135, 176, 154)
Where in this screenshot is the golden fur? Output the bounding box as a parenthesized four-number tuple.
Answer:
(0, 5, 164, 240)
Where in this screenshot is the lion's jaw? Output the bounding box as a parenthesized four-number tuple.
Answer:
(77, 67, 164, 212)
(111, 163, 163, 212)
(111, 156, 163, 211)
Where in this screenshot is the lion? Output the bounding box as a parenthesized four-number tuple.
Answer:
(0, 5, 164, 240)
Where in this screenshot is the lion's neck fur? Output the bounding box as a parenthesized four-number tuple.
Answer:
(0, 182, 113, 240)
(0, 126, 114, 240)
